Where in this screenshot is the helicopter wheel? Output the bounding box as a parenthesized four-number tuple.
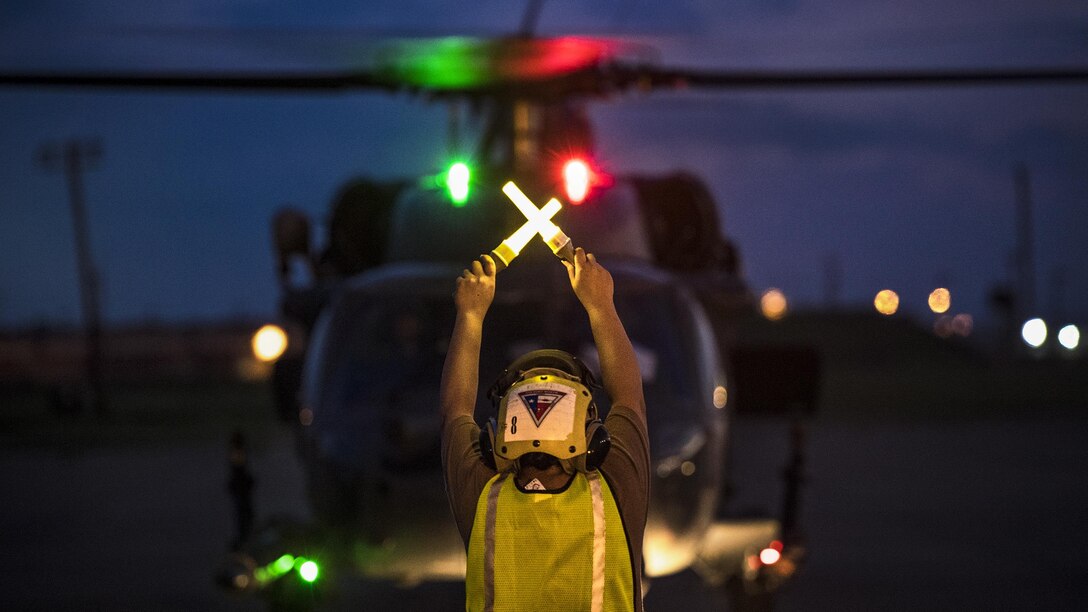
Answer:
(724, 575, 776, 612)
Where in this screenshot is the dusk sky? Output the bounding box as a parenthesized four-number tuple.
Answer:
(1, 1, 1086, 330)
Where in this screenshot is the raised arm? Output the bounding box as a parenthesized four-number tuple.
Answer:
(440, 255, 497, 428)
(562, 248, 646, 425)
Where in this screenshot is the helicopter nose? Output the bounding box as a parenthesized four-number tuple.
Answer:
(381, 411, 442, 471)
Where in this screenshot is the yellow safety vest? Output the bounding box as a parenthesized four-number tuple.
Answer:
(466, 471, 634, 612)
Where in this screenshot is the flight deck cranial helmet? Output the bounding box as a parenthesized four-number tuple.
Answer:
(481, 349, 611, 474)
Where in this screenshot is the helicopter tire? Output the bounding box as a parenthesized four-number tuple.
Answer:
(724, 575, 776, 612)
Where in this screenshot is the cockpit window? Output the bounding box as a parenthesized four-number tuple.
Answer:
(309, 276, 702, 465)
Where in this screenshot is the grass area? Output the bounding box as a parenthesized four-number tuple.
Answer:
(0, 380, 283, 452)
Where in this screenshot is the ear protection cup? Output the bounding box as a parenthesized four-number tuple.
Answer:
(583, 421, 611, 471)
(478, 418, 498, 471)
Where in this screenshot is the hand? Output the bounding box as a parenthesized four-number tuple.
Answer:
(454, 254, 496, 319)
(562, 247, 614, 314)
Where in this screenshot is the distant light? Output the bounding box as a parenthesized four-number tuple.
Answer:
(759, 547, 781, 565)
(874, 289, 899, 316)
(446, 162, 471, 205)
(1021, 318, 1047, 348)
(712, 385, 728, 409)
(563, 158, 591, 204)
(252, 324, 288, 362)
(1058, 324, 1080, 350)
(299, 407, 314, 427)
(680, 461, 696, 477)
(761, 288, 788, 321)
(298, 560, 319, 583)
(952, 313, 973, 337)
(933, 315, 953, 338)
(928, 288, 951, 314)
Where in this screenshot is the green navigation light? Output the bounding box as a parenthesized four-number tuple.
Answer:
(298, 560, 320, 583)
(446, 162, 471, 206)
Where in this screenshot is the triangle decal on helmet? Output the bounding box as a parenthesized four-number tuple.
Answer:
(517, 390, 568, 427)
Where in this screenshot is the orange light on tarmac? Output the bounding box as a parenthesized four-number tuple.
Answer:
(874, 289, 899, 315)
(761, 288, 788, 321)
(928, 288, 951, 314)
(252, 324, 288, 362)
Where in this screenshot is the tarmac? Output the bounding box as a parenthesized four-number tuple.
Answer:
(2, 411, 1086, 611)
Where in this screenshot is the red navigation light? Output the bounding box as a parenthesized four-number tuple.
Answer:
(562, 158, 592, 204)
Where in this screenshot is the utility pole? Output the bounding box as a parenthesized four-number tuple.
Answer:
(822, 252, 842, 308)
(38, 139, 108, 418)
(1014, 164, 1036, 324)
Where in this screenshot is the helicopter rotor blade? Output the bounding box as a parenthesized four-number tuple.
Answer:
(613, 65, 1088, 91)
(3, 64, 1087, 96)
(0, 70, 395, 92)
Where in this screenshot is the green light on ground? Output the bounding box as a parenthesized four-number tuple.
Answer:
(272, 554, 295, 576)
(298, 560, 319, 583)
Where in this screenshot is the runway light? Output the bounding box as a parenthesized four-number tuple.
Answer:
(1058, 324, 1080, 350)
(874, 289, 899, 315)
(446, 162, 471, 206)
(760, 288, 788, 321)
(928, 288, 951, 314)
(563, 158, 591, 204)
(712, 385, 728, 409)
(252, 324, 288, 362)
(1021, 318, 1047, 348)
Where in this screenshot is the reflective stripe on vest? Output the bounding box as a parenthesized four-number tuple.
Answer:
(466, 471, 634, 612)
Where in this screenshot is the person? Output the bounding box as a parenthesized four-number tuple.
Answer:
(440, 248, 650, 611)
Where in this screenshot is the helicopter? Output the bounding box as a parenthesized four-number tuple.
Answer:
(244, 36, 811, 610)
(223, 33, 1084, 610)
(4, 5, 1087, 611)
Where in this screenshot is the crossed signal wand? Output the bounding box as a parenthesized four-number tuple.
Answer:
(489, 181, 576, 273)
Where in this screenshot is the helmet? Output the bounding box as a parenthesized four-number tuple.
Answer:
(480, 349, 611, 473)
